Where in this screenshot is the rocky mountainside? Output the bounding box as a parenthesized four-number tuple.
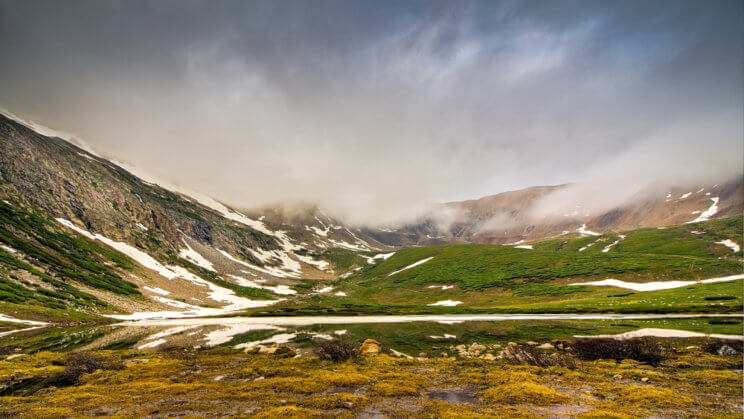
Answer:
(367, 180, 742, 247)
(0, 113, 387, 322)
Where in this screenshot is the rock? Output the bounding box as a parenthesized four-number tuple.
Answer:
(613, 374, 623, 380)
(469, 343, 487, 352)
(556, 343, 564, 350)
(360, 339, 382, 356)
(641, 377, 649, 382)
(537, 343, 554, 350)
(257, 346, 278, 355)
(419, 352, 427, 358)
(717, 345, 738, 356)
(441, 352, 448, 358)
(489, 344, 502, 349)
(455, 344, 467, 352)
(507, 342, 518, 347)
(526, 341, 538, 346)
(685, 345, 699, 350)
(482, 353, 497, 361)
(342, 402, 355, 409)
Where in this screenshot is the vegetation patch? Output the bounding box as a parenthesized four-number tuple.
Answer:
(479, 382, 568, 405)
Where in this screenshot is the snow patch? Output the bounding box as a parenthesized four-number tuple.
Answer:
(427, 300, 463, 307)
(577, 224, 600, 236)
(715, 240, 740, 252)
(570, 274, 744, 292)
(178, 239, 215, 272)
(687, 197, 719, 223)
(388, 256, 435, 276)
(143, 286, 171, 296)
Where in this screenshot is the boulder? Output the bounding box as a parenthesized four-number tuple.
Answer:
(526, 341, 538, 346)
(717, 345, 738, 356)
(360, 339, 382, 356)
(481, 353, 497, 361)
(537, 343, 554, 350)
(469, 343, 487, 353)
(257, 346, 278, 355)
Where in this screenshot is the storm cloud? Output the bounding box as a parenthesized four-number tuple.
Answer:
(0, 0, 741, 225)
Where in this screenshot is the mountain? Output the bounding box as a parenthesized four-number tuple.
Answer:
(0, 113, 386, 322)
(0, 111, 740, 324)
(368, 180, 742, 247)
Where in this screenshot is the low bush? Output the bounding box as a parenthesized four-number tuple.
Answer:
(316, 340, 359, 362)
(46, 352, 123, 387)
(571, 338, 664, 365)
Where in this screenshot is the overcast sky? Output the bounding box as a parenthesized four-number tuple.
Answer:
(1, 0, 741, 225)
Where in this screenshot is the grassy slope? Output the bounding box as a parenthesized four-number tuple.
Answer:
(256, 217, 743, 314)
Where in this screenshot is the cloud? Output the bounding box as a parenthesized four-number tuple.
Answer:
(0, 0, 741, 226)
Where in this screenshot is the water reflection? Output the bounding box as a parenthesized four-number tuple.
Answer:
(1, 314, 740, 356)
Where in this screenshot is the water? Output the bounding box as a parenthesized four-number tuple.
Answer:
(1, 313, 741, 355)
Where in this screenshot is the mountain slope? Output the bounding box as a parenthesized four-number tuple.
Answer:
(0, 113, 390, 322)
(369, 180, 742, 246)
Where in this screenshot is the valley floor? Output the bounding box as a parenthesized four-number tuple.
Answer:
(0, 339, 742, 418)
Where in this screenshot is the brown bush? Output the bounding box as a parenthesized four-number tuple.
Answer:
(570, 338, 664, 365)
(46, 352, 123, 388)
(316, 340, 359, 362)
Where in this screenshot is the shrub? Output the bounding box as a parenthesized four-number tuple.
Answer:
(479, 382, 568, 405)
(45, 352, 122, 387)
(571, 338, 664, 365)
(316, 340, 359, 362)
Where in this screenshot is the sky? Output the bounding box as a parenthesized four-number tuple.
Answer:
(0, 0, 742, 225)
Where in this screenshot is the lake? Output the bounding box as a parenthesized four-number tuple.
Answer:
(2, 313, 741, 356)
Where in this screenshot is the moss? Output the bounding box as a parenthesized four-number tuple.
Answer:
(578, 410, 634, 419)
(317, 370, 372, 386)
(253, 376, 329, 394)
(613, 385, 694, 409)
(414, 400, 532, 418)
(479, 382, 568, 405)
(683, 369, 741, 386)
(369, 380, 420, 397)
(299, 393, 370, 409)
(252, 406, 324, 418)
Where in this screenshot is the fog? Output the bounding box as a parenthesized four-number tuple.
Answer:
(0, 0, 741, 226)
